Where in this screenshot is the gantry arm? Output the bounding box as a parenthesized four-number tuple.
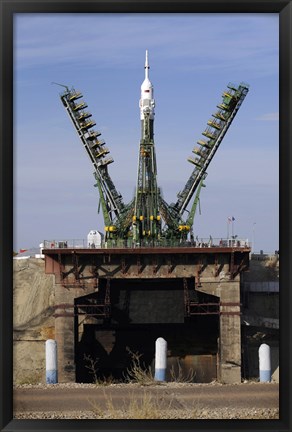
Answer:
(59, 87, 124, 225)
(173, 82, 249, 217)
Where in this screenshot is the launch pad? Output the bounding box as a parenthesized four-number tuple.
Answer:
(44, 52, 251, 383)
(43, 243, 250, 383)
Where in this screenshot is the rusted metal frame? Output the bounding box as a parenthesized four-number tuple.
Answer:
(72, 252, 81, 285)
(214, 254, 219, 277)
(167, 257, 172, 274)
(54, 303, 73, 309)
(57, 253, 65, 283)
(93, 277, 98, 291)
(189, 302, 220, 315)
(152, 256, 158, 275)
(230, 251, 235, 279)
(189, 311, 219, 315)
(121, 257, 126, 274)
(195, 256, 203, 288)
(77, 305, 108, 316)
(122, 287, 131, 315)
(137, 256, 141, 274)
(53, 302, 73, 318)
(236, 255, 249, 275)
(43, 246, 251, 255)
(77, 304, 109, 308)
(44, 254, 55, 274)
(220, 311, 241, 316)
(105, 279, 111, 319)
(54, 302, 110, 318)
(220, 300, 241, 316)
(103, 254, 111, 264)
(183, 278, 190, 317)
(89, 257, 99, 291)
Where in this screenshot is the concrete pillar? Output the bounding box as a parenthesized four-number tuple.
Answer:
(45, 339, 58, 384)
(54, 283, 83, 383)
(154, 337, 167, 381)
(54, 314, 75, 382)
(197, 278, 242, 384)
(218, 280, 242, 384)
(259, 343, 271, 382)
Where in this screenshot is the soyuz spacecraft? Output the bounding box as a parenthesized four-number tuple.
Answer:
(140, 50, 155, 122)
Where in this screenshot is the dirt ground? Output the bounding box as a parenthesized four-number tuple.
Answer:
(14, 381, 279, 419)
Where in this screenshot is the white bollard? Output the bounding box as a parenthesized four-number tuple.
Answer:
(154, 337, 167, 382)
(46, 339, 58, 384)
(259, 343, 271, 382)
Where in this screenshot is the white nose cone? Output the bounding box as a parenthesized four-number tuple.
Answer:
(140, 50, 155, 120)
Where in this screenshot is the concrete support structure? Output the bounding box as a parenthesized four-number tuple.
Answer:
(194, 280, 241, 383)
(54, 315, 75, 382)
(219, 282, 241, 383)
(44, 246, 249, 383)
(54, 284, 95, 382)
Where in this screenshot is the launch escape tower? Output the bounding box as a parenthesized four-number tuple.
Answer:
(58, 51, 249, 247)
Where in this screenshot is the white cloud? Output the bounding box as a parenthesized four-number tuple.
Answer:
(14, 14, 278, 79)
(257, 112, 279, 121)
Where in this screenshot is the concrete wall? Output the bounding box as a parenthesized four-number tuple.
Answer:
(242, 254, 279, 283)
(13, 258, 55, 384)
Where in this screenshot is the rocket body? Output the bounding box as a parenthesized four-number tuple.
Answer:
(133, 50, 161, 243)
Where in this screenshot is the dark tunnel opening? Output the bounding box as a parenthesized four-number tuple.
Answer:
(75, 278, 220, 383)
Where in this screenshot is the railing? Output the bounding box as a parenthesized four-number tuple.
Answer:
(43, 238, 251, 250)
(43, 239, 88, 249)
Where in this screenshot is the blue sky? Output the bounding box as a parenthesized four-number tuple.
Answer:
(14, 13, 279, 253)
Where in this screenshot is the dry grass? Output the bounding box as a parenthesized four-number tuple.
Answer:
(88, 389, 178, 419)
(123, 348, 155, 386)
(83, 354, 118, 386)
(169, 359, 196, 383)
(17, 372, 43, 386)
(83, 354, 100, 384)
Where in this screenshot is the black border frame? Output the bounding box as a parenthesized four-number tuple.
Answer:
(0, 1, 291, 431)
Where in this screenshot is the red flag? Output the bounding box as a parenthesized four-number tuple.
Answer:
(19, 249, 28, 253)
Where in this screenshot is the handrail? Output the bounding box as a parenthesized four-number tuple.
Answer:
(43, 238, 251, 250)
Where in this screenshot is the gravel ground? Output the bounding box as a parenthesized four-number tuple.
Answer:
(14, 407, 279, 420)
(14, 381, 279, 420)
(13, 379, 276, 390)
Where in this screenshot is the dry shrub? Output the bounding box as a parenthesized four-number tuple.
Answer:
(84, 354, 99, 384)
(170, 359, 196, 383)
(124, 348, 155, 386)
(88, 389, 174, 419)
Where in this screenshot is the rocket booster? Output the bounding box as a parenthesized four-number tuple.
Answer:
(139, 50, 155, 120)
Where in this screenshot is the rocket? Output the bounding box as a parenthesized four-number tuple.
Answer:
(139, 50, 155, 122)
(133, 49, 160, 242)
